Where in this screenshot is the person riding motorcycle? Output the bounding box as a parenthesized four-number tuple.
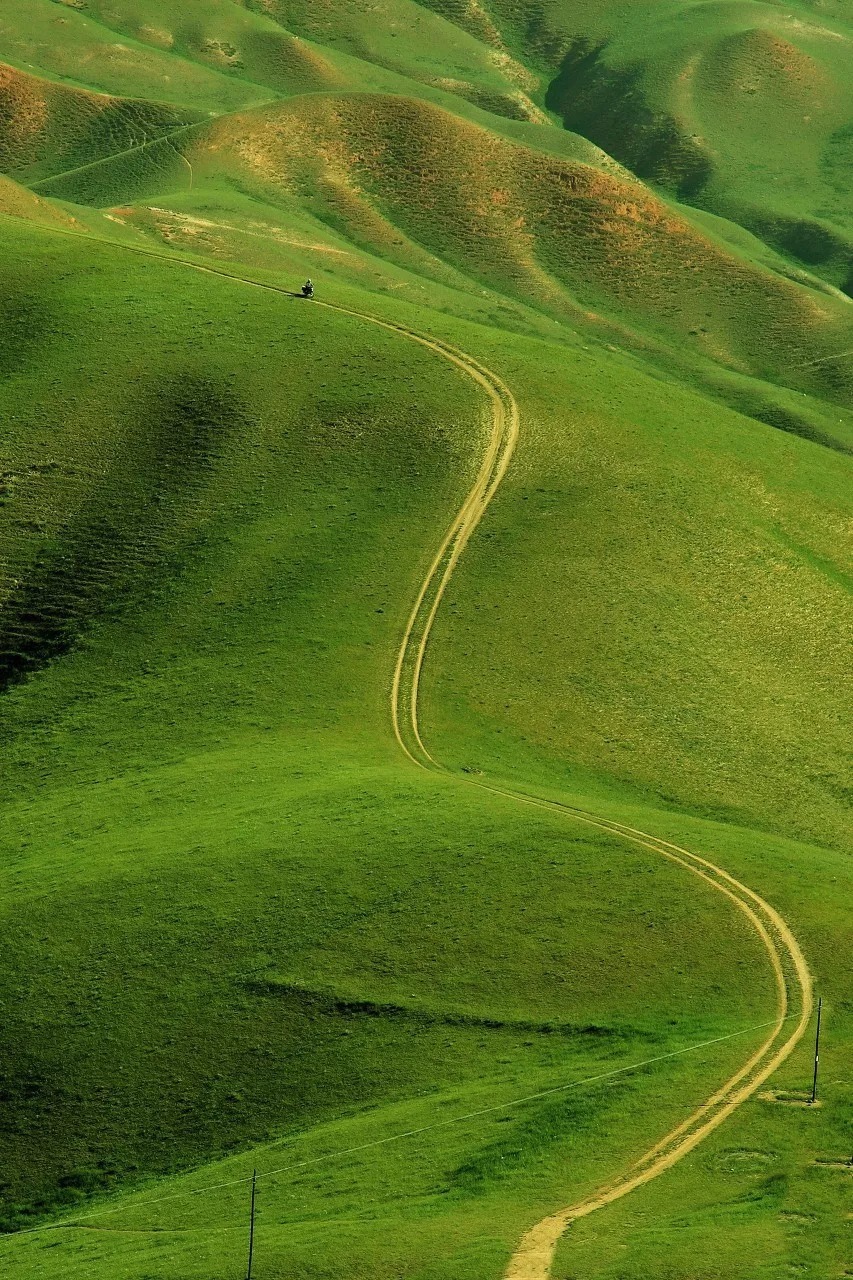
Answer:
(301, 278, 314, 298)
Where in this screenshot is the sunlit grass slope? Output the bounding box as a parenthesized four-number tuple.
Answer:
(0, 213, 848, 1280)
(0, 61, 201, 190)
(5, 0, 853, 299)
(0, 0, 543, 125)
(4, 819, 848, 1280)
(0, 2, 272, 114)
(421, 323, 853, 851)
(47, 0, 351, 97)
(0, 4, 850, 1279)
(0, 172, 79, 227)
(25, 90, 853, 404)
(0, 218, 785, 1242)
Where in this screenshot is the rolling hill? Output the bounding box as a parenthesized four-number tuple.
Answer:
(0, 4, 850, 1280)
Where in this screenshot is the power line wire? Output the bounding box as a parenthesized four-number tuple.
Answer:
(10, 1013, 795, 1239)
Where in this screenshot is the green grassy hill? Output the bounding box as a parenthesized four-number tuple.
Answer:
(0, 62, 200, 185)
(24, 91, 853, 410)
(0, 4, 850, 1280)
(433, 0, 853, 290)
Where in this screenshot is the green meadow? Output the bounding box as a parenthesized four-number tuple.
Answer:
(0, 3, 850, 1278)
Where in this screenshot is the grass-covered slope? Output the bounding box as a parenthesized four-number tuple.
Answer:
(473, 0, 853, 289)
(0, 5, 850, 1280)
(25, 91, 853, 402)
(0, 218, 781, 1231)
(0, 171, 79, 226)
(0, 216, 848, 1280)
(422, 324, 853, 851)
(0, 1, 273, 114)
(0, 0, 543, 124)
(0, 216, 846, 1280)
(5, 0, 853, 301)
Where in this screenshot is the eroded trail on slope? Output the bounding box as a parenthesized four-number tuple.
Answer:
(11, 216, 813, 1280)
(381, 314, 813, 1278)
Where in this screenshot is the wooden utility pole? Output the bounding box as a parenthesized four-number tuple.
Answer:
(246, 1169, 257, 1280)
(810, 997, 822, 1105)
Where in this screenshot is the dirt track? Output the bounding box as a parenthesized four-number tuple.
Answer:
(381, 316, 813, 1280)
(8, 215, 813, 1279)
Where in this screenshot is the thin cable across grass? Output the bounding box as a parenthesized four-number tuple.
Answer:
(12, 1014, 792, 1238)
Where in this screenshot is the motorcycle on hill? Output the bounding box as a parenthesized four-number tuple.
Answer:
(301, 279, 315, 299)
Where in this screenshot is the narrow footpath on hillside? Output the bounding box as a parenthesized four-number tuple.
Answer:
(6, 214, 814, 1280)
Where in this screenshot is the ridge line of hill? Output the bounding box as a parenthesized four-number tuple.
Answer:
(380, 281, 814, 1277)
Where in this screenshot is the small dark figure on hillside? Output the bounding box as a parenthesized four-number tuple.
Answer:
(301, 278, 314, 298)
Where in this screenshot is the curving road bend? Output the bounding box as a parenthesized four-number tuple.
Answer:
(381, 318, 813, 1280)
(7, 215, 813, 1280)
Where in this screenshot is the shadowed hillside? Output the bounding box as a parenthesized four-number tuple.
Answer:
(0, 62, 199, 183)
(481, 0, 853, 289)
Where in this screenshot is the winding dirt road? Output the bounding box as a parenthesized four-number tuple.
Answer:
(380, 317, 813, 1279)
(8, 215, 813, 1278)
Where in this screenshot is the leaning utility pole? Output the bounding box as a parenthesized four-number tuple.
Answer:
(246, 1169, 257, 1280)
(810, 997, 822, 1105)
